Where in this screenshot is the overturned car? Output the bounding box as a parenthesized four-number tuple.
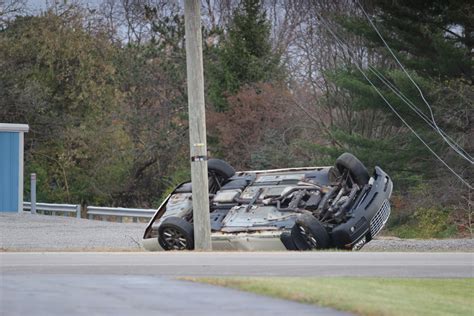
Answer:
(142, 153, 392, 251)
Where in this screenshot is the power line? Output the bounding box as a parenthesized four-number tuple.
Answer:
(368, 66, 474, 163)
(312, 10, 472, 189)
(355, 0, 473, 165)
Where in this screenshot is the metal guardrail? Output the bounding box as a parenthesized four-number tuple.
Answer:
(86, 206, 156, 222)
(23, 202, 81, 218)
(22, 201, 155, 222)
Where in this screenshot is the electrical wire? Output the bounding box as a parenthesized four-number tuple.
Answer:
(368, 66, 473, 163)
(355, 0, 473, 165)
(312, 10, 472, 189)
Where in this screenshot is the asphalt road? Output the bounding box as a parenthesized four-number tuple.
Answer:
(2, 251, 473, 277)
(1, 252, 472, 315)
(1, 275, 352, 316)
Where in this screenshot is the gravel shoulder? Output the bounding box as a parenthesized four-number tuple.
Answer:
(0, 213, 144, 252)
(1, 213, 473, 252)
(361, 237, 474, 252)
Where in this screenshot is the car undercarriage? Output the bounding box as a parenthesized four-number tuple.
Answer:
(142, 153, 393, 251)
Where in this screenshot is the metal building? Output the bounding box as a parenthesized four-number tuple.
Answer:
(0, 123, 29, 212)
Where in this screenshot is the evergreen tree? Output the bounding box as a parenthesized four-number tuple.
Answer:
(321, 0, 472, 189)
(208, 0, 282, 110)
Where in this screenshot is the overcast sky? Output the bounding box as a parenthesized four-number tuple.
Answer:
(26, 0, 103, 14)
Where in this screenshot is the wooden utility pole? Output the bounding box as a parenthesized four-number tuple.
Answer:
(184, 0, 212, 251)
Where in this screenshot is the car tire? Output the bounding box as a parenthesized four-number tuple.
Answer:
(335, 153, 370, 186)
(208, 159, 235, 179)
(280, 232, 298, 250)
(291, 214, 330, 250)
(208, 159, 235, 193)
(158, 217, 194, 251)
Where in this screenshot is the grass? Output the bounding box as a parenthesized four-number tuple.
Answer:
(183, 277, 474, 316)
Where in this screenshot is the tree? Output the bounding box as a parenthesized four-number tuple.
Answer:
(310, 0, 473, 189)
(207, 0, 283, 111)
(0, 0, 26, 28)
(207, 83, 300, 170)
(0, 10, 129, 205)
(315, 1, 473, 235)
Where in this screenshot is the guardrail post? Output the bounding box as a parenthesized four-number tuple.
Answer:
(76, 205, 81, 218)
(30, 173, 36, 215)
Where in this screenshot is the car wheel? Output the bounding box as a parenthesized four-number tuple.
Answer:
(208, 159, 235, 193)
(280, 232, 298, 250)
(291, 214, 330, 250)
(335, 153, 370, 186)
(158, 217, 194, 251)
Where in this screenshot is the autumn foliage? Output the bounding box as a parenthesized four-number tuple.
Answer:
(207, 84, 298, 169)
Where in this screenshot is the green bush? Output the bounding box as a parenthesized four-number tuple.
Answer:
(388, 207, 458, 238)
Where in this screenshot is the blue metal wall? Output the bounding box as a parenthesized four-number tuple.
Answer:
(0, 132, 19, 212)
